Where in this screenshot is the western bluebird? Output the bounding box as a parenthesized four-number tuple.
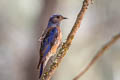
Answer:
(37, 14, 67, 78)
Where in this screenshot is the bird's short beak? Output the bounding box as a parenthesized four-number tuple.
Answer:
(63, 17, 68, 19)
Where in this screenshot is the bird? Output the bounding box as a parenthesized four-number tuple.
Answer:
(37, 14, 67, 79)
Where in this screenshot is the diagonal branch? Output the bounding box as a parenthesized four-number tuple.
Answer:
(73, 33, 120, 80)
(40, 0, 92, 80)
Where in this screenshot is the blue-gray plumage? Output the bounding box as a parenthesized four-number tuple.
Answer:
(37, 14, 67, 78)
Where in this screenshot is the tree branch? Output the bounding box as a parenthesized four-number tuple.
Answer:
(73, 33, 120, 80)
(40, 0, 92, 80)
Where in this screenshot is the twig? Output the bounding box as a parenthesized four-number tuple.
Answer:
(73, 33, 120, 80)
(40, 0, 92, 80)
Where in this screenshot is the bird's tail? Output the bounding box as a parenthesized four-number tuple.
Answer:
(39, 62, 43, 79)
(37, 59, 41, 69)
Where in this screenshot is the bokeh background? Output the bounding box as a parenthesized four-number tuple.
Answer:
(0, 0, 120, 80)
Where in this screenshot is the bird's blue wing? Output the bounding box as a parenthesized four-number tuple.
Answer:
(40, 27, 58, 58)
(39, 27, 58, 78)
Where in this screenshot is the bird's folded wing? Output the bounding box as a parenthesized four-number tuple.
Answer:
(40, 27, 58, 62)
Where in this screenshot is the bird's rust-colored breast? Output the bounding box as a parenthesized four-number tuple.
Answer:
(51, 26, 62, 54)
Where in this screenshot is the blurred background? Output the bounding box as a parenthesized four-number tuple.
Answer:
(0, 0, 120, 80)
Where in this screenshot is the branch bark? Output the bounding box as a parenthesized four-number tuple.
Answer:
(40, 0, 92, 80)
(73, 33, 120, 80)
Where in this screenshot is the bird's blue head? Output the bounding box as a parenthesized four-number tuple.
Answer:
(48, 14, 67, 28)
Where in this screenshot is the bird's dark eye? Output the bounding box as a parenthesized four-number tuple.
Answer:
(56, 16, 60, 18)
